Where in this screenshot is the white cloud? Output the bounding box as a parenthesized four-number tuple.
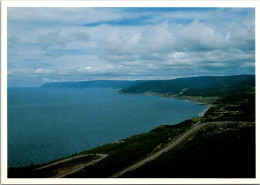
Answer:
(168, 52, 187, 59)
(78, 66, 93, 72)
(35, 68, 54, 74)
(7, 8, 255, 86)
(100, 21, 175, 62)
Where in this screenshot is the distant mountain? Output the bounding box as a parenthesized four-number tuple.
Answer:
(119, 75, 255, 97)
(41, 80, 146, 89)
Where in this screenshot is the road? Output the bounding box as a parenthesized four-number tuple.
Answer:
(111, 109, 226, 178)
(111, 122, 211, 178)
(36, 154, 93, 170)
(54, 153, 108, 178)
(35, 153, 108, 178)
(42, 108, 224, 178)
(56, 122, 212, 178)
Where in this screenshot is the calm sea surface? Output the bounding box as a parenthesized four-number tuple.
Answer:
(8, 87, 206, 168)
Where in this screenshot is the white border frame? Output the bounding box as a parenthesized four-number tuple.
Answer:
(1, 1, 259, 184)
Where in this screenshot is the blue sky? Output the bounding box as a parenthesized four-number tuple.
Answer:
(7, 8, 255, 87)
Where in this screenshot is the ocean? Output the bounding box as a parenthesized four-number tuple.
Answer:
(8, 87, 207, 168)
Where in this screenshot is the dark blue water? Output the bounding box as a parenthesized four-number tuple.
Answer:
(8, 87, 206, 168)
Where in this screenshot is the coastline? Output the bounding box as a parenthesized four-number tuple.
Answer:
(9, 91, 212, 170)
(199, 104, 212, 117)
(119, 91, 213, 117)
(72, 92, 211, 160)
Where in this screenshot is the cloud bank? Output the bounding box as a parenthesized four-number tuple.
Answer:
(7, 8, 255, 87)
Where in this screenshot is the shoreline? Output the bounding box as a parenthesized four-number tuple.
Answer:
(119, 91, 213, 115)
(9, 92, 212, 169)
(199, 104, 212, 117)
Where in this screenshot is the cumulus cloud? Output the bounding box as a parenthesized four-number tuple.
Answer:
(99, 18, 254, 70)
(7, 7, 255, 86)
(100, 21, 176, 62)
(173, 20, 227, 51)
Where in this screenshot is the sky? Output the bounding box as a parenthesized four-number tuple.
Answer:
(7, 7, 255, 87)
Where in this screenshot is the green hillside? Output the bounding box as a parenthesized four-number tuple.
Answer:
(122, 121, 255, 178)
(9, 74, 255, 178)
(119, 75, 255, 97)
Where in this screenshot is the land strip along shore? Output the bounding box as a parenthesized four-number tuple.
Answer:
(54, 94, 211, 178)
(9, 93, 215, 178)
(119, 92, 214, 118)
(111, 122, 211, 178)
(8, 75, 255, 178)
(118, 91, 220, 104)
(60, 95, 213, 178)
(36, 154, 108, 171)
(111, 102, 223, 178)
(33, 153, 108, 178)
(53, 154, 108, 178)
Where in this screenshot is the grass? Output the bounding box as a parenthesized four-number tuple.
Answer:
(67, 123, 191, 178)
(8, 155, 98, 178)
(8, 83, 255, 178)
(122, 122, 255, 178)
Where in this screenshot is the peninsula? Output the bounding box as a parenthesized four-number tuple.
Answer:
(8, 75, 255, 178)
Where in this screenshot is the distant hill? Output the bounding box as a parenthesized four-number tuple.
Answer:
(119, 75, 255, 97)
(41, 80, 145, 89)
(42, 75, 255, 97)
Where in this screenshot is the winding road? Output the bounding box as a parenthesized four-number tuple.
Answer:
(37, 108, 225, 178)
(111, 122, 211, 178)
(35, 153, 108, 178)
(36, 154, 92, 170)
(111, 109, 225, 178)
(54, 154, 108, 178)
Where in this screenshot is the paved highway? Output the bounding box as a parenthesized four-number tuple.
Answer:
(55, 154, 108, 178)
(111, 122, 211, 178)
(111, 110, 226, 178)
(36, 154, 92, 170)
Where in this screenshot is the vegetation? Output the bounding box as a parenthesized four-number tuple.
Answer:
(9, 75, 255, 178)
(8, 155, 98, 178)
(118, 78, 255, 178)
(8, 121, 192, 178)
(67, 123, 191, 177)
(122, 122, 255, 178)
(119, 75, 255, 97)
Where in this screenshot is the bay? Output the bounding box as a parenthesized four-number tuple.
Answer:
(8, 87, 206, 168)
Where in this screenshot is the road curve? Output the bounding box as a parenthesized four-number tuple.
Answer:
(111, 122, 211, 178)
(54, 154, 108, 178)
(36, 154, 92, 170)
